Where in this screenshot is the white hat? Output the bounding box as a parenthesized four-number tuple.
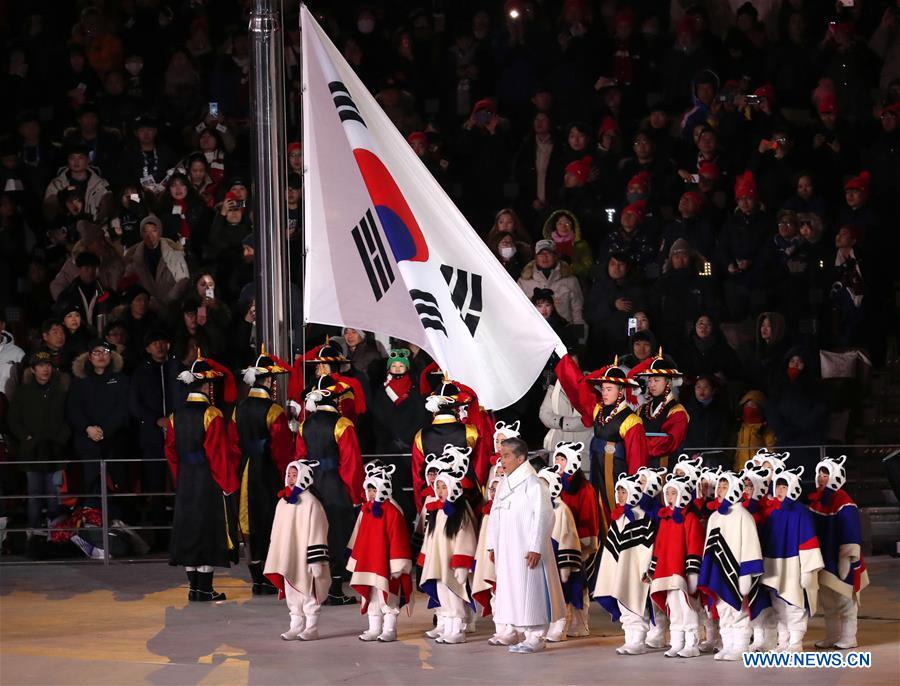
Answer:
(773, 465, 805, 501)
(664, 474, 694, 509)
(815, 454, 847, 491)
(364, 462, 396, 502)
(553, 441, 584, 476)
(748, 449, 789, 474)
(637, 466, 668, 497)
(697, 464, 722, 498)
(538, 463, 563, 501)
(441, 444, 471, 476)
(285, 459, 318, 491)
(716, 471, 744, 505)
(493, 420, 521, 452)
(615, 472, 643, 507)
(435, 468, 466, 503)
(740, 463, 772, 501)
(673, 454, 703, 491)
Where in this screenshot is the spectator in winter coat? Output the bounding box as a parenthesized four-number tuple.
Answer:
(49, 223, 125, 302)
(122, 114, 177, 189)
(123, 215, 190, 317)
(43, 144, 113, 224)
(485, 208, 534, 259)
(66, 340, 130, 496)
(0, 324, 25, 400)
(518, 240, 585, 325)
(677, 314, 743, 388)
(765, 347, 827, 487)
(651, 240, 719, 348)
(129, 329, 184, 533)
(585, 253, 646, 363)
(715, 172, 771, 320)
(660, 191, 715, 261)
(735, 390, 777, 470)
(782, 172, 829, 226)
(490, 233, 527, 281)
(539, 352, 594, 453)
(598, 201, 657, 277)
(7, 351, 71, 530)
(155, 173, 212, 259)
(679, 375, 732, 465)
(742, 311, 789, 393)
(542, 209, 593, 280)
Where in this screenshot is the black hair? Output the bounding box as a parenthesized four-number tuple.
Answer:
(41, 318, 64, 334)
(426, 498, 474, 541)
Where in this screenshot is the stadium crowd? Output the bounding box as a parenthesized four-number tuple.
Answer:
(0, 0, 897, 554)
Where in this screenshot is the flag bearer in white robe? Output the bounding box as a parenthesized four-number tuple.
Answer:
(263, 460, 330, 641)
(593, 472, 657, 655)
(697, 471, 764, 661)
(486, 437, 566, 654)
(538, 464, 584, 643)
(760, 466, 824, 651)
(418, 461, 478, 644)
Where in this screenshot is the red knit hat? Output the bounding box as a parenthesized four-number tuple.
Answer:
(407, 131, 427, 145)
(287, 142, 301, 155)
(698, 161, 720, 181)
(224, 190, 241, 202)
(734, 171, 757, 200)
(472, 98, 494, 114)
(817, 92, 838, 115)
(628, 170, 651, 192)
(681, 190, 705, 210)
(598, 116, 619, 136)
(844, 170, 871, 193)
(753, 84, 775, 104)
(565, 156, 592, 185)
(882, 102, 900, 117)
(622, 200, 647, 222)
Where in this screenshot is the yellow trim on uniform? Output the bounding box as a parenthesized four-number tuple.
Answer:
(414, 431, 423, 452)
(266, 403, 284, 429)
(465, 424, 478, 447)
(618, 413, 642, 440)
(239, 461, 251, 536)
(669, 404, 689, 421)
(204, 406, 223, 431)
(248, 387, 270, 400)
(432, 416, 458, 425)
(334, 416, 353, 441)
(223, 496, 236, 551)
(592, 403, 602, 421)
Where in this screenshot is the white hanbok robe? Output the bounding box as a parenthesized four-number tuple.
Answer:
(487, 460, 566, 628)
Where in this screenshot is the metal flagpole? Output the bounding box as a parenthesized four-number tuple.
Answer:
(249, 0, 291, 404)
(298, 3, 307, 396)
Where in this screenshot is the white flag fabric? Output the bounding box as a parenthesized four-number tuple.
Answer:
(300, 6, 562, 410)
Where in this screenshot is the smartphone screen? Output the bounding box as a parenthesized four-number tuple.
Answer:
(627, 317, 638, 336)
(209, 102, 219, 118)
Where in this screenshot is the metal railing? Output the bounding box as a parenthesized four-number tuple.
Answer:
(0, 444, 896, 566)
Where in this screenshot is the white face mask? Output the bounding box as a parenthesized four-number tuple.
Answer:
(357, 19, 375, 34)
(499, 245, 516, 259)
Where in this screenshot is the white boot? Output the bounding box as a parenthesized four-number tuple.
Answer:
(377, 613, 398, 642)
(299, 613, 320, 641)
(567, 602, 590, 637)
(815, 613, 840, 648)
(713, 629, 731, 661)
(516, 629, 546, 654)
(664, 630, 685, 657)
(835, 618, 858, 649)
(359, 614, 383, 641)
(489, 624, 520, 646)
(437, 617, 466, 644)
(720, 629, 750, 661)
(464, 607, 477, 634)
(617, 628, 648, 655)
(700, 618, 721, 653)
(280, 614, 305, 641)
(677, 629, 700, 658)
(749, 624, 766, 652)
(786, 629, 804, 652)
(545, 617, 568, 642)
(645, 615, 668, 648)
(425, 615, 445, 640)
(775, 626, 789, 652)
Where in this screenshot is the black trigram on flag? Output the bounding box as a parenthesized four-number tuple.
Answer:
(351, 209, 395, 301)
(328, 81, 366, 126)
(409, 289, 447, 335)
(440, 265, 483, 336)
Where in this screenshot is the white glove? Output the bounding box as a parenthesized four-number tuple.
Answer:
(554, 342, 569, 359)
(305, 391, 323, 413)
(308, 563, 326, 578)
(800, 571, 813, 589)
(559, 568, 571, 583)
(288, 400, 302, 418)
(453, 567, 468, 586)
(838, 556, 851, 579)
(687, 573, 698, 594)
(738, 575, 752, 597)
